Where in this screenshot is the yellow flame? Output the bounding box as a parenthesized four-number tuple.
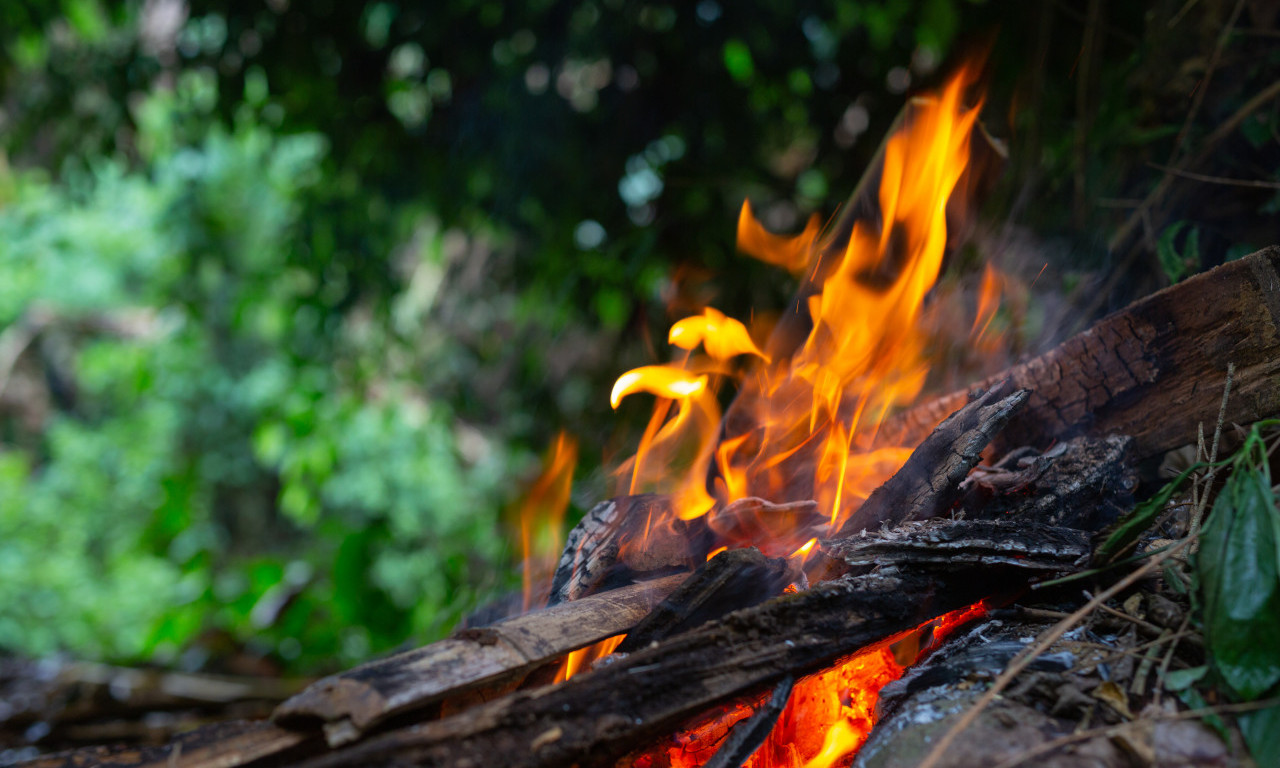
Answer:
(669, 307, 769, 363)
(611, 366, 708, 410)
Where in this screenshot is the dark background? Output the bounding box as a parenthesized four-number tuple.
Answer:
(0, 0, 1277, 674)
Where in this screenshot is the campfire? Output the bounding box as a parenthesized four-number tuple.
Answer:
(28, 57, 1280, 768)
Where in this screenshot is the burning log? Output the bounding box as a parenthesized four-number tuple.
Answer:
(548, 495, 710, 605)
(273, 573, 685, 746)
(879, 246, 1280, 460)
(289, 568, 1001, 768)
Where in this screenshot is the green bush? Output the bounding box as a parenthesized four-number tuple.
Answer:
(0, 71, 516, 670)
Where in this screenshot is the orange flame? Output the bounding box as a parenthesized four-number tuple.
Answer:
(515, 431, 577, 612)
(554, 633, 627, 683)
(737, 201, 824, 274)
(611, 63, 987, 536)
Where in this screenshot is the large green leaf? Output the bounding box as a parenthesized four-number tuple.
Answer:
(1196, 459, 1280, 700)
(1239, 702, 1280, 767)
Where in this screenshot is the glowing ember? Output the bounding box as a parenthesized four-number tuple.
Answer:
(640, 602, 988, 768)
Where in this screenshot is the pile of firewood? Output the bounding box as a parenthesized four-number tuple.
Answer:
(16, 246, 1279, 768)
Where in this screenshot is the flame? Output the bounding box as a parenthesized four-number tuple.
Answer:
(610, 63, 987, 535)
(669, 307, 769, 363)
(554, 633, 627, 683)
(715, 64, 983, 532)
(969, 262, 1004, 347)
(535, 62, 1000, 767)
(515, 431, 578, 611)
(737, 201, 824, 274)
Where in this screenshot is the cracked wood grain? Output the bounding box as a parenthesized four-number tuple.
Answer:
(877, 246, 1280, 459)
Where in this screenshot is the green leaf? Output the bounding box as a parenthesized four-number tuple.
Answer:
(1195, 455, 1280, 700)
(1156, 221, 1201, 283)
(1239, 701, 1280, 767)
(1163, 664, 1207, 691)
(1095, 464, 1196, 565)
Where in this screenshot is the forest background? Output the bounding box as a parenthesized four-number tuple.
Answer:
(1, 0, 1278, 677)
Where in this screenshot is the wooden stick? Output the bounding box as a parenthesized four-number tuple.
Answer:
(273, 573, 685, 743)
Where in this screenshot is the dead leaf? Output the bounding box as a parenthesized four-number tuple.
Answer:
(1093, 680, 1134, 720)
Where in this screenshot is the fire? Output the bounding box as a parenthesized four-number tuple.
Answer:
(602, 62, 994, 766)
(641, 602, 988, 768)
(611, 63, 986, 533)
(520, 62, 1000, 765)
(514, 431, 578, 611)
(554, 633, 627, 683)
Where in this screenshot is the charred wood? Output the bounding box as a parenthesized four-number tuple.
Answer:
(702, 675, 794, 768)
(548, 495, 710, 605)
(878, 246, 1280, 460)
(290, 569, 1001, 768)
(959, 435, 1136, 531)
(837, 382, 1030, 536)
(825, 519, 1091, 574)
(616, 547, 797, 654)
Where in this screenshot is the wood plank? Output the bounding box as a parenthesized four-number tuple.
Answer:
(877, 246, 1280, 459)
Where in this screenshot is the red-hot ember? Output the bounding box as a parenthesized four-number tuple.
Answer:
(633, 602, 989, 768)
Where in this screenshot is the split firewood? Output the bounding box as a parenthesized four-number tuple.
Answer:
(825, 519, 1091, 573)
(272, 573, 685, 746)
(878, 246, 1280, 460)
(289, 568, 1001, 768)
(547, 495, 710, 605)
(836, 382, 1030, 537)
(616, 547, 797, 654)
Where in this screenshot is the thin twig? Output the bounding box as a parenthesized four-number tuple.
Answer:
(1190, 362, 1235, 537)
(1147, 163, 1280, 189)
(1085, 595, 1167, 639)
(1109, 78, 1280, 255)
(1169, 0, 1246, 165)
(990, 697, 1279, 768)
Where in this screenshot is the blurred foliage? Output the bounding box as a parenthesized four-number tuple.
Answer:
(0, 0, 1278, 675)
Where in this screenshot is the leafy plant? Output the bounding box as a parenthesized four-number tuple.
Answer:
(1192, 423, 1280, 765)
